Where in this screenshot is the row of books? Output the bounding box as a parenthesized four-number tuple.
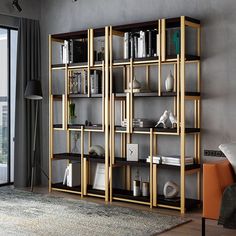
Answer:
(146, 155, 194, 166)
(121, 118, 155, 128)
(124, 30, 160, 59)
(69, 70, 102, 95)
(61, 39, 87, 64)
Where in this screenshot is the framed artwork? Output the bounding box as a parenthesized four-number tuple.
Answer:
(127, 144, 139, 161)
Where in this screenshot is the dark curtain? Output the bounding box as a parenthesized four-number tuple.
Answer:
(14, 18, 41, 188)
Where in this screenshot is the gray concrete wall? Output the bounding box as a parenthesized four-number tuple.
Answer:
(0, 0, 41, 21)
(38, 0, 236, 197)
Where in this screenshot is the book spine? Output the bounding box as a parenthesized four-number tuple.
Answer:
(124, 32, 129, 59)
(156, 33, 160, 57)
(130, 33, 134, 58)
(134, 35, 138, 58)
(148, 30, 151, 57)
(138, 32, 143, 58)
(69, 39, 73, 64)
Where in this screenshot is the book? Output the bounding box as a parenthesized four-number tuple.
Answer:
(69, 39, 88, 63)
(130, 33, 134, 58)
(62, 40, 69, 64)
(90, 70, 102, 94)
(156, 33, 160, 57)
(134, 34, 138, 58)
(124, 32, 129, 59)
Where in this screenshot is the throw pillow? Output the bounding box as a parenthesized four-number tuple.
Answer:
(219, 143, 236, 175)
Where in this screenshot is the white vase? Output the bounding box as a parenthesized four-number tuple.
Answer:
(165, 70, 174, 92)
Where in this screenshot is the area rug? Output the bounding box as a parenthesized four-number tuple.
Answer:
(0, 187, 190, 236)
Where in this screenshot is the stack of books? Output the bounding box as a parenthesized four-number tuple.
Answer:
(146, 156, 161, 164)
(61, 39, 88, 64)
(121, 118, 155, 128)
(146, 155, 194, 166)
(124, 30, 160, 59)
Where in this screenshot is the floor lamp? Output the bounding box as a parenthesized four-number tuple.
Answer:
(24, 80, 47, 192)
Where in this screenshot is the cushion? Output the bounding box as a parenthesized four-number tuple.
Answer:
(219, 143, 236, 175)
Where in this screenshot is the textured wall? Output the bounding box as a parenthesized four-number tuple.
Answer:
(39, 0, 236, 196)
(0, 0, 41, 20)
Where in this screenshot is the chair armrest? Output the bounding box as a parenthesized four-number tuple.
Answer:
(203, 163, 222, 220)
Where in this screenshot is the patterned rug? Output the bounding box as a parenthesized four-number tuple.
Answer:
(0, 187, 190, 236)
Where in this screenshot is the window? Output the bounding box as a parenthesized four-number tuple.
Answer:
(0, 27, 18, 185)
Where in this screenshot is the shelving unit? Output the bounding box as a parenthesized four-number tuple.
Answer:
(49, 27, 110, 201)
(49, 16, 201, 214)
(109, 16, 201, 213)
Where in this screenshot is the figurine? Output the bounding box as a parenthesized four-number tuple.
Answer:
(169, 112, 177, 128)
(155, 110, 169, 128)
(89, 145, 105, 156)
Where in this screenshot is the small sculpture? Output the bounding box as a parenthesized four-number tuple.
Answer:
(129, 76, 141, 89)
(169, 112, 177, 128)
(163, 181, 179, 199)
(89, 145, 105, 156)
(155, 110, 169, 128)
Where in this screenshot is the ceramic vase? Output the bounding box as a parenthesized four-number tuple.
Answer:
(165, 70, 174, 92)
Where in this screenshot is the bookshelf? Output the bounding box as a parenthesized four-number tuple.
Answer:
(49, 16, 201, 213)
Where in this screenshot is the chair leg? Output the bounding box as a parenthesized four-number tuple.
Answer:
(202, 217, 205, 236)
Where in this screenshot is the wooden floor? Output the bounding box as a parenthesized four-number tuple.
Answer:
(25, 187, 235, 236)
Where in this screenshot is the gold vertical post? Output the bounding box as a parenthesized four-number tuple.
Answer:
(87, 29, 91, 97)
(130, 60, 133, 133)
(177, 55, 180, 134)
(48, 35, 52, 192)
(158, 19, 162, 96)
(81, 126, 84, 197)
(149, 129, 153, 208)
(90, 29, 94, 67)
(161, 19, 166, 62)
(105, 26, 109, 202)
(180, 16, 186, 214)
(102, 61, 105, 130)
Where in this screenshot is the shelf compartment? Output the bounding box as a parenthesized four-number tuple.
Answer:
(113, 158, 149, 167)
(112, 188, 150, 205)
(157, 195, 201, 211)
(68, 93, 102, 98)
(51, 182, 81, 194)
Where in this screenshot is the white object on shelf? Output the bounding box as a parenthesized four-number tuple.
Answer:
(63, 162, 81, 187)
(155, 110, 169, 128)
(93, 163, 105, 190)
(165, 70, 174, 92)
(127, 144, 139, 162)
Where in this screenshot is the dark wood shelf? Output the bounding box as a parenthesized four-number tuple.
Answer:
(114, 158, 149, 167)
(113, 188, 150, 203)
(53, 124, 63, 129)
(52, 183, 81, 193)
(52, 60, 103, 69)
(166, 54, 200, 61)
(115, 126, 200, 133)
(69, 93, 102, 98)
(84, 155, 105, 163)
(67, 124, 103, 130)
(53, 153, 81, 161)
(53, 94, 63, 100)
(157, 163, 201, 171)
(53, 153, 105, 163)
(114, 91, 200, 98)
(87, 185, 105, 196)
(157, 195, 201, 211)
(113, 56, 158, 65)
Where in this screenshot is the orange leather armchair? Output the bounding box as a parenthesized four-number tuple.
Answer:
(202, 160, 235, 235)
